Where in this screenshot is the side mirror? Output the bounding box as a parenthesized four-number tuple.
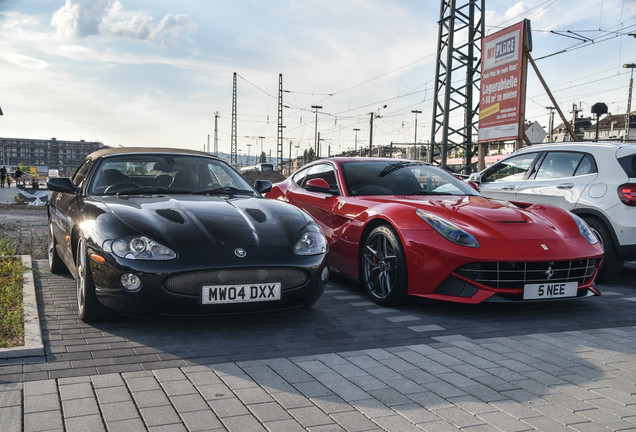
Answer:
(254, 180, 272, 194)
(305, 178, 331, 193)
(467, 173, 481, 191)
(47, 177, 77, 194)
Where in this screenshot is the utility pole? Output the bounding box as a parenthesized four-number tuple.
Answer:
(545, 106, 555, 142)
(570, 103, 580, 141)
(288, 140, 293, 175)
(231, 72, 238, 167)
(277, 74, 284, 171)
(411, 110, 422, 160)
(624, 63, 635, 142)
(353, 128, 360, 154)
(312, 105, 322, 156)
(214, 111, 219, 156)
(368, 113, 374, 156)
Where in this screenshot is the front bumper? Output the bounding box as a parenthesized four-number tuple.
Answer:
(88, 251, 329, 316)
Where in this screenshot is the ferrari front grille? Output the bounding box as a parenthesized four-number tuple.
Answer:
(455, 259, 598, 290)
(164, 267, 309, 296)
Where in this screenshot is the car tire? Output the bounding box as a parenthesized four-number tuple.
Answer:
(361, 225, 408, 306)
(76, 237, 110, 322)
(583, 216, 623, 283)
(48, 223, 67, 274)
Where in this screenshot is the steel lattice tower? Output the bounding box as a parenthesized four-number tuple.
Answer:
(231, 72, 238, 167)
(277, 74, 284, 172)
(429, 0, 484, 175)
(213, 111, 219, 156)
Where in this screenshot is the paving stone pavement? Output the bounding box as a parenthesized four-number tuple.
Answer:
(1, 260, 636, 431)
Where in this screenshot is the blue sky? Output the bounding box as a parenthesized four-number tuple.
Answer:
(1, 0, 635, 160)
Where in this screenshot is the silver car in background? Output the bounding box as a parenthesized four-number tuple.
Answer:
(468, 142, 636, 282)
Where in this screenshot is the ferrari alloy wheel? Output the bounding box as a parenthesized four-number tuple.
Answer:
(76, 237, 108, 322)
(48, 223, 67, 274)
(583, 216, 623, 282)
(361, 225, 408, 306)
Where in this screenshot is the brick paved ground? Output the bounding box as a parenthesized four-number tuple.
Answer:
(1, 260, 635, 431)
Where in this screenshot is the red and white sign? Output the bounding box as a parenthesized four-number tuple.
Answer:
(478, 21, 526, 143)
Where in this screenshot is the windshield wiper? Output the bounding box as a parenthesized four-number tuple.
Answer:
(378, 161, 422, 177)
(411, 190, 453, 195)
(197, 186, 255, 196)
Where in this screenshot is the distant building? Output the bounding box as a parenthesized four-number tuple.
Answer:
(0, 137, 107, 176)
(548, 116, 593, 142)
(524, 121, 547, 144)
(583, 112, 636, 141)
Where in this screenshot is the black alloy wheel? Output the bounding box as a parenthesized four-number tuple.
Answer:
(361, 225, 408, 306)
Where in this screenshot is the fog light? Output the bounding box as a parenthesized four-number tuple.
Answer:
(321, 266, 329, 282)
(121, 273, 141, 292)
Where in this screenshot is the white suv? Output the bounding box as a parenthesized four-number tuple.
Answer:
(468, 142, 636, 282)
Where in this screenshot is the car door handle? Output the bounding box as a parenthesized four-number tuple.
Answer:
(557, 183, 575, 189)
(501, 185, 516, 190)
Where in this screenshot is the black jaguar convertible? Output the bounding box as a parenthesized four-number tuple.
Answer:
(47, 147, 329, 322)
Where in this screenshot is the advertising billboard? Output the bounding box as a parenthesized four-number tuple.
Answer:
(478, 20, 528, 143)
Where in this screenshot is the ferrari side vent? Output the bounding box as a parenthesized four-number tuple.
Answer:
(455, 259, 598, 289)
(155, 209, 187, 224)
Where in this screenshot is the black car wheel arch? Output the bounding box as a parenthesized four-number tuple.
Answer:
(582, 216, 623, 282)
(48, 223, 67, 274)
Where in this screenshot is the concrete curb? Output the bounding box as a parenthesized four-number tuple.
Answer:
(0, 255, 44, 359)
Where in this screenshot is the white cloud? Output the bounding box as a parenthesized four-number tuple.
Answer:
(1, 52, 48, 69)
(51, 0, 190, 43)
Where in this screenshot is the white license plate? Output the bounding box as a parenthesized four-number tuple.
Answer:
(201, 283, 281, 304)
(523, 281, 577, 300)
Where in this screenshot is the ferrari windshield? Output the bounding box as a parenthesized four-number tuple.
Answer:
(88, 153, 255, 196)
(341, 160, 479, 197)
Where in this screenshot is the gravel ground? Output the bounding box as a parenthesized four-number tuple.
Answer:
(0, 204, 48, 259)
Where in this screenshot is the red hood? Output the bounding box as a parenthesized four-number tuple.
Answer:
(360, 195, 575, 241)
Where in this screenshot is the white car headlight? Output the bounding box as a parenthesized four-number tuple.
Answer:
(104, 236, 177, 260)
(570, 213, 599, 245)
(294, 223, 328, 256)
(416, 209, 480, 248)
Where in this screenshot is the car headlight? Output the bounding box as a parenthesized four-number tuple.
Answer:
(570, 213, 599, 245)
(104, 236, 177, 260)
(416, 209, 480, 248)
(294, 223, 328, 256)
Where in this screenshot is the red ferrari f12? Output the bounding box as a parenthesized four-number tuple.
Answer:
(266, 158, 603, 306)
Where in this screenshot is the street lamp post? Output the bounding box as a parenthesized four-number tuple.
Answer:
(353, 128, 360, 154)
(312, 105, 322, 157)
(258, 136, 265, 162)
(411, 110, 422, 160)
(624, 63, 635, 142)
